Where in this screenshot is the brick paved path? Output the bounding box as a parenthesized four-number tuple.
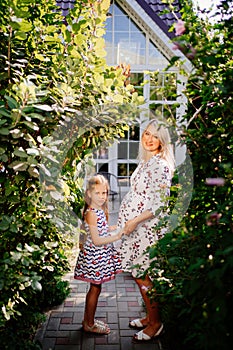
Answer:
(34, 272, 168, 350)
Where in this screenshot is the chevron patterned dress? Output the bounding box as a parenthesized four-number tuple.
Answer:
(74, 208, 122, 284)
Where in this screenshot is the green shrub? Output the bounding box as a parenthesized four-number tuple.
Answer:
(147, 1, 233, 349)
(0, 0, 143, 347)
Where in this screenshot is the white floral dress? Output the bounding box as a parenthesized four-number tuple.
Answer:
(117, 154, 171, 277)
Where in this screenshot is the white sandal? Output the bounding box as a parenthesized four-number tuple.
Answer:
(82, 320, 110, 334)
(129, 318, 146, 329)
(133, 324, 164, 342)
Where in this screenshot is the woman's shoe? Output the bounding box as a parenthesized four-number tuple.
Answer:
(82, 320, 110, 335)
(132, 323, 164, 342)
(129, 318, 147, 329)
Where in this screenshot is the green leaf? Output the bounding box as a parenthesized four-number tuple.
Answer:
(50, 191, 64, 200)
(26, 148, 40, 156)
(34, 105, 53, 111)
(28, 165, 39, 177)
(23, 121, 39, 131)
(9, 161, 28, 171)
(14, 31, 28, 40)
(10, 129, 24, 138)
(5, 96, 18, 109)
(73, 34, 86, 45)
(14, 148, 28, 158)
(10, 251, 22, 261)
(31, 280, 42, 292)
(0, 128, 10, 135)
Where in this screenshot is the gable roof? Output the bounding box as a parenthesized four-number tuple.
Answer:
(135, 0, 181, 38)
(56, 0, 181, 38)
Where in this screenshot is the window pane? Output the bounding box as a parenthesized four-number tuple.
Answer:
(115, 15, 130, 31)
(105, 31, 112, 43)
(104, 2, 147, 66)
(118, 163, 127, 177)
(150, 73, 177, 101)
(114, 3, 125, 16)
(149, 40, 168, 65)
(93, 147, 109, 159)
(130, 73, 144, 85)
(130, 20, 141, 32)
(129, 124, 139, 140)
(129, 142, 139, 159)
(129, 163, 137, 175)
(98, 163, 109, 173)
(149, 103, 177, 119)
(105, 17, 112, 32)
(118, 141, 128, 159)
(164, 73, 177, 100)
(131, 33, 146, 48)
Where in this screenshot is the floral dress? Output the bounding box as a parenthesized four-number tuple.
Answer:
(117, 154, 171, 277)
(74, 208, 122, 284)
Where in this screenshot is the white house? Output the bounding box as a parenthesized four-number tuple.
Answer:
(56, 0, 192, 189)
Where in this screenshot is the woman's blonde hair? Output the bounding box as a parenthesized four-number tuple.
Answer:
(138, 118, 175, 175)
(83, 174, 109, 221)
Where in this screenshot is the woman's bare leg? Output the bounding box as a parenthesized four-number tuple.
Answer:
(134, 275, 162, 337)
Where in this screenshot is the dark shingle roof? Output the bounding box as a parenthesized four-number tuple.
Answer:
(56, 0, 75, 17)
(56, 0, 181, 38)
(135, 0, 181, 38)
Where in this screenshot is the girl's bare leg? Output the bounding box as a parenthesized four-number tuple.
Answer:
(83, 283, 101, 327)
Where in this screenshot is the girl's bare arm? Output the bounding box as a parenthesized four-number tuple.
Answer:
(86, 211, 123, 246)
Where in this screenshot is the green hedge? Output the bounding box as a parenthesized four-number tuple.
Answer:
(147, 1, 233, 349)
(0, 0, 143, 348)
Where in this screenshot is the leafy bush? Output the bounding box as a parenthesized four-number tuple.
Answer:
(147, 1, 233, 349)
(0, 0, 143, 348)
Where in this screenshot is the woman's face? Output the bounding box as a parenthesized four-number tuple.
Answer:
(142, 124, 161, 155)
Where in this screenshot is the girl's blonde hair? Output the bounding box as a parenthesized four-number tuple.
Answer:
(83, 174, 109, 221)
(138, 118, 175, 175)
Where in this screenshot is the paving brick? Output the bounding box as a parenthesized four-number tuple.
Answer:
(95, 345, 120, 350)
(120, 336, 135, 350)
(47, 317, 60, 331)
(50, 312, 73, 318)
(117, 301, 128, 311)
(34, 273, 170, 350)
(72, 312, 83, 324)
(107, 311, 118, 323)
(56, 337, 69, 345)
(59, 324, 80, 331)
(107, 329, 120, 344)
(69, 330, 82, 344)
(64, 301, 74, 307)
(119, 317, 131, 329)
(61, 317, 73, 324)
(94, 337, 108, 345)
(55, 346, 81, 350)
(41, 337, 56, 350)
(44, 330, 69, 338)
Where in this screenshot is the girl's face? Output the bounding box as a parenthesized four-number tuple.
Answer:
(142, 124, 161, 155)
(88, 183, 108, 209)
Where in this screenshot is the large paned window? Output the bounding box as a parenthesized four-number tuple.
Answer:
(94, 0, 180, 187)
(105, 1, 167, 66)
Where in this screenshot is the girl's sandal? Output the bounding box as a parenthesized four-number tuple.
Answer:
(82, 320, 111, 335)
(95, 319, 107, 326)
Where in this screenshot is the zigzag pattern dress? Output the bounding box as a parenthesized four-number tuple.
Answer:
(74, 208, 122, 284)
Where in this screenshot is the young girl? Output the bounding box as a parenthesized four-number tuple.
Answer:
(74, 174, 124, 334)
